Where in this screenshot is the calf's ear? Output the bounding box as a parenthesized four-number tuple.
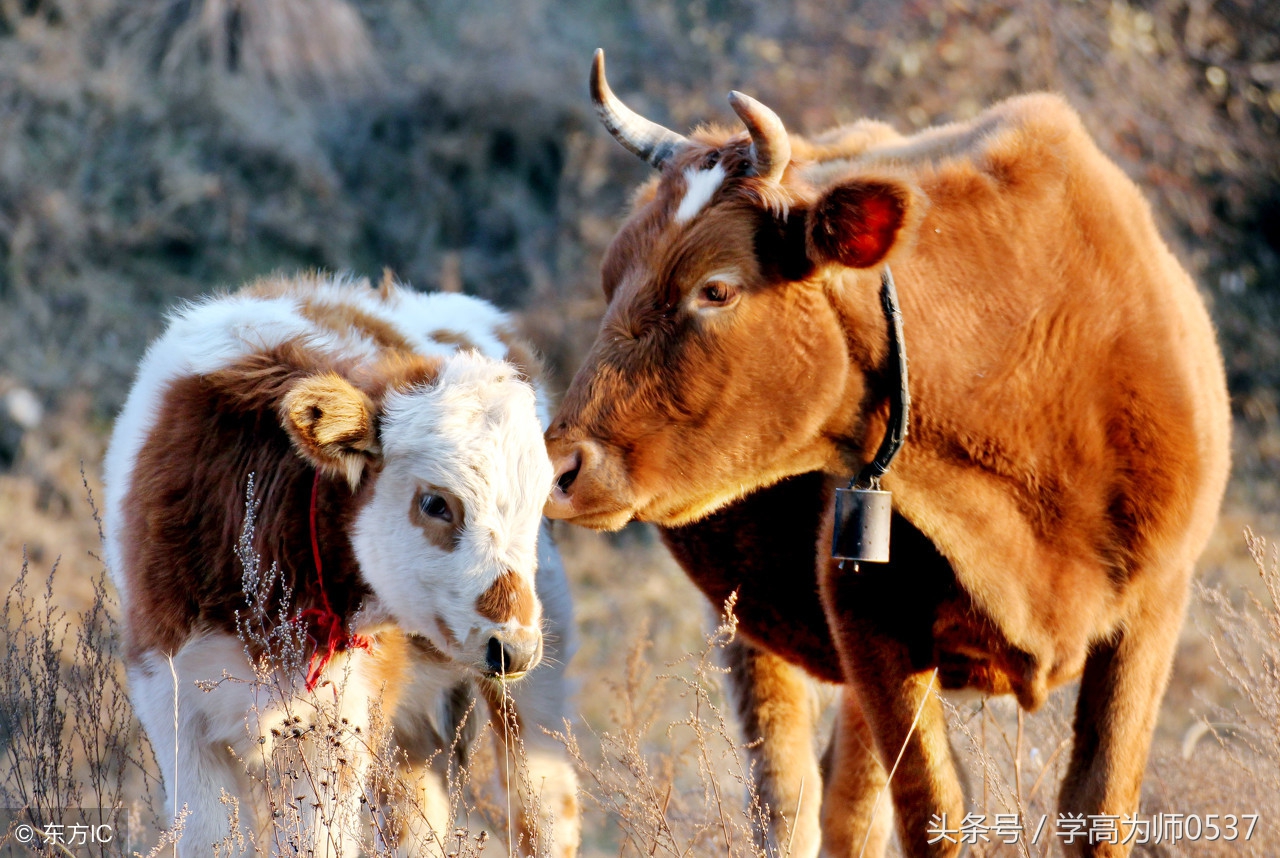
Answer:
(281, 373, 380, 490)
(805, 178, 915, 270)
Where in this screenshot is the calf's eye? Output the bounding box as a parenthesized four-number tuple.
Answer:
(419, 493, 452, 522)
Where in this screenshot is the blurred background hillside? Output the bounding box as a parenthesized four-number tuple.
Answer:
(2, 0, 1280, 854)
(1, 0, 1277, 429)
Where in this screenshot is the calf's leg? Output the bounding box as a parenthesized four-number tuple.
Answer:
(132, 634, 377, 857)
(129, 636, 258, 856)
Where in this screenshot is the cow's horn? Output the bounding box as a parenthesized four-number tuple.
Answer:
(728, 91, 791, 183)
(591, 49, 688, 170)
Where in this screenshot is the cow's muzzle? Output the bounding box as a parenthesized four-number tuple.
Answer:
(544, 437, 637, 529)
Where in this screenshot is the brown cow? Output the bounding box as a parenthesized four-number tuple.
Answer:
(544, 51, 1230, 858)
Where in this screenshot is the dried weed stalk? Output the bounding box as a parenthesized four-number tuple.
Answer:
(1192, 527, 1280, 801)
(555, 595, 773, 858)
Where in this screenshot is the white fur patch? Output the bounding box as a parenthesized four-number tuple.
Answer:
(674, 164, 726, 224)
(351, 348, 551, 655)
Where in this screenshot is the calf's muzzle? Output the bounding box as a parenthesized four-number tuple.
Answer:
(484, 629, 541, 678)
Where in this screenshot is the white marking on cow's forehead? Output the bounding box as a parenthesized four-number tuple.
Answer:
(674, 163, 726, 224)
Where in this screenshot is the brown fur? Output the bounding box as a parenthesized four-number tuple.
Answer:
(121, 366, 376, 660)
(475, 570, 537, 626)
(300, 298, 416, 354)
(547, 92, 1231, 858)
(495, 323, 545, 385)
(428, 328, 480, 352)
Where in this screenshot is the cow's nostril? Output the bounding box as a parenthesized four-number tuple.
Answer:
(556, 464, 580, 493)
(554, 447, 583, 494)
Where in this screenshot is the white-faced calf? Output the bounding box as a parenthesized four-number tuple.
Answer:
(105, 273, 579, 857)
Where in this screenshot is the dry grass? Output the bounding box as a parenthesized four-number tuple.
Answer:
(1, 491, 163, 855)
(9, 506, 1279, 856)
(554, 597, 777, 858)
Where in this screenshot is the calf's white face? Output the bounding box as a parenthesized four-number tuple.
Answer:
(291, 350, 552, 678)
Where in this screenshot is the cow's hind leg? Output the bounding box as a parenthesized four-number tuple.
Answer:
(722, 635, 824, 858)
(1058, 569, 1191, 858)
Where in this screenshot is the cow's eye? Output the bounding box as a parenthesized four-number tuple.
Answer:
(698, 279, 739, 307)
(418, 493, 452, 522)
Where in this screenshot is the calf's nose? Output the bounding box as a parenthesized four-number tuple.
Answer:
(485, 630, 541, 678)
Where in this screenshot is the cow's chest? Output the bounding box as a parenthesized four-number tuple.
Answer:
(661, 474, 1042, 700)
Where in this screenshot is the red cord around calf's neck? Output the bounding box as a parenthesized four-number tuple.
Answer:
(298, 469, 371, 692)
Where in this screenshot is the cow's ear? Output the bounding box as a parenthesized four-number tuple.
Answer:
(281, 373, 380, 490)
(805, 178, 915, 270)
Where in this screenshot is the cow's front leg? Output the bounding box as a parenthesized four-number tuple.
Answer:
(660, 471, 838, 858)
(722, 634, 824, 858)
(820, 560, 964, 858)
(819, 687, 893, 857)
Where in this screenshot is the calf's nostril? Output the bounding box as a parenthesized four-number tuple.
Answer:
(486, 636, 507, 674)
(485, 634, 539, 676)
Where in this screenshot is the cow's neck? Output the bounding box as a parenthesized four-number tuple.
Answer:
(823, 265, 905, 479)
(853, 267, 909, 486)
